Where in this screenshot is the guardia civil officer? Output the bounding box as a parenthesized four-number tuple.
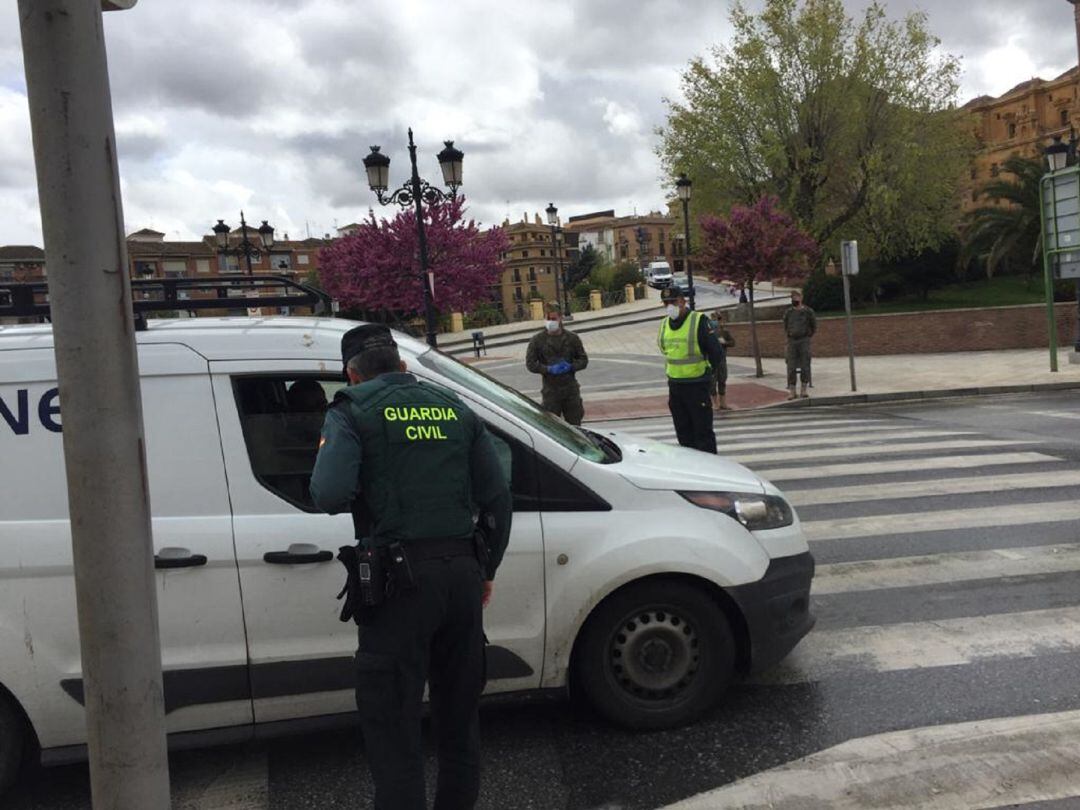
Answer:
(658, 286, 724, 453)
(309, 324, 512, 810)
(524, 303, 589, 424)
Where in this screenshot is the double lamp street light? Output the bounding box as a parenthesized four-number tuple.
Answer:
(675, 173, 697, 311)
(212, 211, 274, 275)
(363, 129, 464, 349)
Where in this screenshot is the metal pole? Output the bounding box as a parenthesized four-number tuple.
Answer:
(842, 272, 857, 391)
(1040, 174, 1060, 372)
(550, 221, 562, 316)
(240, 210, 253, 275)
(17, 2, 171, 808)
(408, 129, 438, 348)
(682, 197, 695, 310)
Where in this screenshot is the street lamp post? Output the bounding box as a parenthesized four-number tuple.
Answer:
(546, 203, 571, 318)
(363, 129, 463, 349)
(676, 173, 696, 310)
(213, 211, 275, 275)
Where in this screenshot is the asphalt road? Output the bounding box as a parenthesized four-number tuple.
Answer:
(8, 391, 1080, 809)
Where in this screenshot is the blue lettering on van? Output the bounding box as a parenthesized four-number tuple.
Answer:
(39, 388, 62, 432)
(0, 389, 29, 434)
(1, 388, 62, 435)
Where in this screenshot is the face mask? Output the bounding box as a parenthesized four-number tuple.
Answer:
(666, 304, 680, 319)
(545, 320, 559, 333)
(791, 299, 800, 307)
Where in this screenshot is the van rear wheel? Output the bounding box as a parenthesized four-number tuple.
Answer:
(0, 693, 25, 794)
(574, 580, 735, 730)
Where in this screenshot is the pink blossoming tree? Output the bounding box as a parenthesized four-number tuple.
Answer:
(319, 196, 508, 326)
(698, 195, 818, 377)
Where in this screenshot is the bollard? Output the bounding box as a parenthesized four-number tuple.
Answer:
(471, 330, 486, 358)
(624, 283, 635, 304)
(450, 312, 464, 332)
(529, 299, 545, 320)
(589, 289, 602, 311)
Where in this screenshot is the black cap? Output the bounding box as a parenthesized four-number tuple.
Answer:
(342, 324, 397, 375)
(661, 286, 684, 303)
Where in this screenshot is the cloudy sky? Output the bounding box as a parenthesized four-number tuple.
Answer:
(0, 0, 1077, 247)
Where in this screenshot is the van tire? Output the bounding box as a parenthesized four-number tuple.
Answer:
(0, 693, 25, 794)
(574, 580, 735, 730)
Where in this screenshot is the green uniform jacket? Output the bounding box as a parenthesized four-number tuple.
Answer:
(309, 372, 512, 580)
(525, 328, 588, 393)
(783, 305, 817, 339)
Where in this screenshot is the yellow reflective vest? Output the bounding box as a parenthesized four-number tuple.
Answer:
(658, 311, 710, 380)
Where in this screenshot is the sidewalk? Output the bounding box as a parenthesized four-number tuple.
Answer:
(582, 349, 1080, 421)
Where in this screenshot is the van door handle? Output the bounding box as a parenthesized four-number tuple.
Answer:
(154, 550, 208, 569)
(263, 543, 334, 565)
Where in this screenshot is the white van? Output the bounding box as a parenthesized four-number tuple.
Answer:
(644, 261, 673, 289)
(0, 315, 813, 788)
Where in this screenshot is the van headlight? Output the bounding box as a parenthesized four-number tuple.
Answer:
(678, 491, 794, 530)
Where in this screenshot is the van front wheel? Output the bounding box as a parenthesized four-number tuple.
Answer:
(0, 693, 25, 795)
(574, 581, 735, 730)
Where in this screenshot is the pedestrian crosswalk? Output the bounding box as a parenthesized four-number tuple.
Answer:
(599, 408, 1080, 806)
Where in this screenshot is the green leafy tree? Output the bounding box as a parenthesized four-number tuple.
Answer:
(962, 155, 1043, 279)
(566, 243, 601, 288)
(659, 0, 971, 258)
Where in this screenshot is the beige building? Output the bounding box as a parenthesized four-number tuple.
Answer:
(495, 213, 569, 320)
(563, 210, 677, 268)
(962, 66, 1080, 210)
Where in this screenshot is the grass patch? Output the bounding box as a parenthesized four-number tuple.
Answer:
(820, 275, 1053, 315)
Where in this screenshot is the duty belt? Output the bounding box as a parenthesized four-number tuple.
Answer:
(404, 536, 476, 563)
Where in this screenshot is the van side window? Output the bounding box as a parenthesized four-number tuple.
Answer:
(484, 423, 540, 511)
(232, 376, 343, 511)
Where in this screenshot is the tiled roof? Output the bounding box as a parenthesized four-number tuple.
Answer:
(0, 245, 45, 261)
(127, 240, 214, 258)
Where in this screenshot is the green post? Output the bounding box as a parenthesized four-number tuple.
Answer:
(1039, 174, 1060, 372)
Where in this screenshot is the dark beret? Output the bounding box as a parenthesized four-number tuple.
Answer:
(342, 324, 397, 374)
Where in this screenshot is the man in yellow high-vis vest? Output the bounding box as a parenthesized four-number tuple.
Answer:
(658, 287, 725, 453)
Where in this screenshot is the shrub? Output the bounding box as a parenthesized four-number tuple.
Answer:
(802, 272, 844, 311)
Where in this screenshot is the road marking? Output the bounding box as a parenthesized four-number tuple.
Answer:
(172, 748, 268, 809)
(618, 421, 920, 441)
(753, 605, 1080, 684)
(802, 499, 1080, 541)
(813, 543, 1080, 594)
(788, 470, 1080, 505)
(662, 710, 1080, 810)
(716, 429, 975, 454)
(758, 451, 1059, 482)
(610, 417, 895, 437)
(1029, 409, 1080, 420)
(732, 438, 1032, 465)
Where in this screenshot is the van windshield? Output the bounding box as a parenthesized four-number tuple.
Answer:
(417, 349, 615, 464)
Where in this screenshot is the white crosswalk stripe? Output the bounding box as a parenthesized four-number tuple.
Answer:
(594, 414, 1080, 680)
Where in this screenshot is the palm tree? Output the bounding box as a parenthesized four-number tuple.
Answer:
(961, 155, 1043, 278)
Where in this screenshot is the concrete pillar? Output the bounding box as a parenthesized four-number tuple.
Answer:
(450, 311, 464, 332)
(529, 299, 544, 320)
(624, 283, 635, 303)
(589, 289, 603, 311)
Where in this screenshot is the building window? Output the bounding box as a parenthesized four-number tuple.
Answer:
(0, 266, 13, 281)
(298, 254, 310, 265)
(513, 288, 523, 301)
(539, 249, 545, 257)
(521, 250, 528, 258)
(529, 285, 539, 297)
(990, 163, 999, 177)
(658, 243, 665, 256)
(1062, 109, 1070, 126)
(528, 269, 536, 281)
(135, 260, 158, 276)
(195, 259, 211, 274)
(513, 268, 521, 282)
(971, 190, 977, 202)
(1007, 122, 1016, 138)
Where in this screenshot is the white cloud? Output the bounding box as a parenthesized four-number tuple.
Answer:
(0, 0, 1078, 245)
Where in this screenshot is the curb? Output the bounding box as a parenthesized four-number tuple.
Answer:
(580, 381, 1080, 423)
(770, 380, 1080, 408)
(443, 306, 664, 356)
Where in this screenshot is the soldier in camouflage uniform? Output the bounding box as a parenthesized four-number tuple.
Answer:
(525, 304, 589, 425)
(783, 289, 817, 399)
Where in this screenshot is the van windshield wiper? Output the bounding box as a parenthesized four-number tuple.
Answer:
(582, 429, 623, 463)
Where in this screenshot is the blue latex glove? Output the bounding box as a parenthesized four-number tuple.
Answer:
(547, 360, 572, 375)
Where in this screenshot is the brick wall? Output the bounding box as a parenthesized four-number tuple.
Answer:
(724, 302, 1080, 357)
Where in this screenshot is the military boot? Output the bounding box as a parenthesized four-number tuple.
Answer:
(787, 385, 797, 400)
(800, 383, 809, 398)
